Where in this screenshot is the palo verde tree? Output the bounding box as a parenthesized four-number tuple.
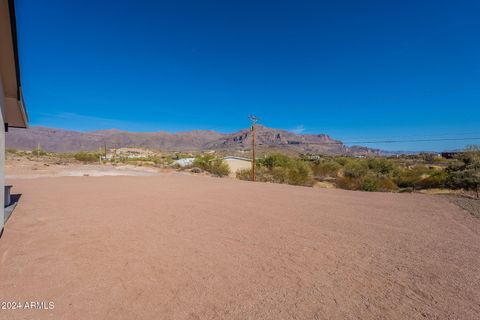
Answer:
(448, 145, 480, 198)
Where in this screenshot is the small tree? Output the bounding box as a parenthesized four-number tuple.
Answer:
(448, 146, 480, 198)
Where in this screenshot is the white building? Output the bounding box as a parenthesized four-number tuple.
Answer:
(172, 158, 196, 167)
(223, 156, 252, 177)
(0, 0, 28, 237)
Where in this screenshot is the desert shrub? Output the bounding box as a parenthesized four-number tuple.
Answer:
(334, 157, 350, 166)
(237, 154, 313, 186)
(236, 167, 273, 182)
(32, 148, 48, 156)
(312, 160, 342, 179)
(193, 154, 214, 170)
(258, 154, 313, 186)
(146, 156, 163, 164)
(393, 165, 449, 191)
(193, 155, 230, 177)
(360, 175, 379, 191)
(236, 168, 252, 180)
(417, 170, 449, 189)
(367, 158, 397, 176)
(376, 177, 399, 192)
(271, 166, 289, 184)
(258, 153, 292, 169)
(162, 156, 174, 165)
(337, 172, 398, 192)
(287, 160, 314, 186)
(121, 156, 163, 165)
(394, 166, 427, 190)
(209, 159, 231, 177)
(74, 151, 101, 163)
(336, 175, 378, 192)
(447, 146, 480, 197)
(343, 160, 369, 179)
(336, 176, 361, 190)
(173, 152, 192, 160)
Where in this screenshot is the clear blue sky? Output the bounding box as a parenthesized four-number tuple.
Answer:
(15, 0, 480, 151)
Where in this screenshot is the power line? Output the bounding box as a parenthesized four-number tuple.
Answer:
(346, 137, 480, 144)
(330, 131, 480, 141)
(294, 137, 480, 146)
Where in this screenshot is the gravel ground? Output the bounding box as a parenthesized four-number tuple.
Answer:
(1, 175, 479, 320)
(5, 157, 164, 179)
(443, 194, 480, 218)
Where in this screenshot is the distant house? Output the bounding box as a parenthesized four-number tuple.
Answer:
(441, 152, 459, 159)
(1, 0, 29, 236)
(172, 156, 252, 176)
(172, 157, 195, 167)
(223, 156, 251, 177)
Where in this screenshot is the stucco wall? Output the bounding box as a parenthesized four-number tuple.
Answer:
(224, 158, 251, 177)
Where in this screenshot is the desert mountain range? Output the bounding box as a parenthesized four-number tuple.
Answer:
(6, 125, 380, 155)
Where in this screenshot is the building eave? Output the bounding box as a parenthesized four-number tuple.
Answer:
(0, 0, 28, 128)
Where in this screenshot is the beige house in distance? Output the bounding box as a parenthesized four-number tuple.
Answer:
(223, 156, 251, 177)
(0, 0, 28, 236)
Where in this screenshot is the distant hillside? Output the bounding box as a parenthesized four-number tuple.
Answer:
(6, 126, 381, 155)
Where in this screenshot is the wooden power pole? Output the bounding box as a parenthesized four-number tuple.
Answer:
(248, 115, 259, 181)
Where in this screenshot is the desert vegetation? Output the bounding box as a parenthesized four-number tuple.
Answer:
(447, 146, 480, 198)
(237, 154, 313, 186)
(236, 146, 480, 196)
(193, 155, 230, 177)
(73, 151, 102, 163)
(6, 146, 479, 197)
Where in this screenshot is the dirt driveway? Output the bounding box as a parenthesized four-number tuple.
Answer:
(1, 174, 479, 319)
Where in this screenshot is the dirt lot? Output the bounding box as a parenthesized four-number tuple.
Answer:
(1, 174, 479, 319)
(5, 156, 165, 179)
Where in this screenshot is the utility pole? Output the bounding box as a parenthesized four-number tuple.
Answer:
(248, 115, 259, 181)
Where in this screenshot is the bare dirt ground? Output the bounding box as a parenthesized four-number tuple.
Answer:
(5, 156, 165, 179)
(1, 174, 480, 319)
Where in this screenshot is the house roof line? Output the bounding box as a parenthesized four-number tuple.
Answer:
(8, 0, 20, 97)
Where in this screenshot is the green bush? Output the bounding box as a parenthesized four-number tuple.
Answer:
(287, 160, 313, 186)
(376, 177, 399, 192)
(336, 176, 361, 190)
(337, 174, 397, 192)
(74, 152, 101, 163)
(343, 160, 369, 179)
(258, 154, 313, 186)
(241, 154, 457, 193)
(367, 158, 397, 176)
(334, 157, 349, 166)
(236, 167, 271, 182)
(257, 153, 293, 169)
(209, 159, 231, 177)
(312, 160, 342, 179)
(447, 146, 480, 197)
(237, 154, 313, 186)
(193, 155, 230, 177)
(394, 166, 429, 190)
(361, 175, 378, 191)
(271, 166, 289, 184)
(193, 154, 214, 170)
(417, 170, 449, 189)
(236, 168, 252, 180)
(32, 148, 48, 156)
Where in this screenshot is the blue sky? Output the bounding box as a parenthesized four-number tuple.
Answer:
(15, 0, 480, 151)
